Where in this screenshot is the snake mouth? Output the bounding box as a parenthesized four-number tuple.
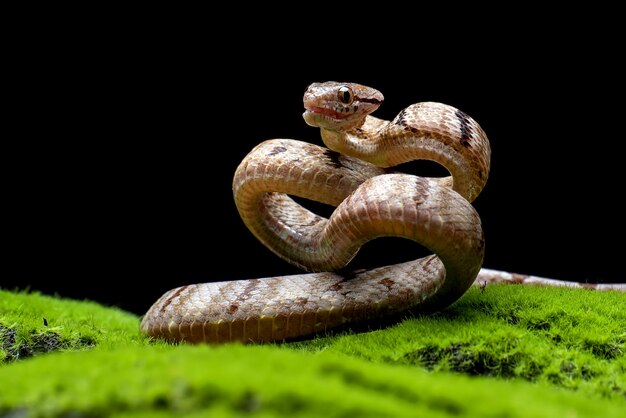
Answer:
(304, 105, 351, 120)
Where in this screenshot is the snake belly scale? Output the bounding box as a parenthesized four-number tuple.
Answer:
(140, 82, 622, 344)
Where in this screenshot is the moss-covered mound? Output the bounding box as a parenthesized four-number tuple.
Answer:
(0, 286, 624, 417)
(0, 290, 143, 361)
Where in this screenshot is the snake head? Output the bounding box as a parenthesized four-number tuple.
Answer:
(303, 82, 384, 131)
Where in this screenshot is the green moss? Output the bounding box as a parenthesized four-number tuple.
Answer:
(1, 286, 625, 417)
(291, 285, 626, 397)
(2, 345, 625, 418)
(0, 289, 143, 362)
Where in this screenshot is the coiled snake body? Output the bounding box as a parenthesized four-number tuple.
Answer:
(141, 82, 625, 343)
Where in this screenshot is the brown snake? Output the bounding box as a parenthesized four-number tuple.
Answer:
(141, 82, 626, 344)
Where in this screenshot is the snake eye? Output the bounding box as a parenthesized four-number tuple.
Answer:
(337, 86, 354, 104)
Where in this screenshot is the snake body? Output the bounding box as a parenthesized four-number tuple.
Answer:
(141, 82, 625, 344)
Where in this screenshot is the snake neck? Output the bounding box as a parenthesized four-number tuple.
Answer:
(319, 108, 490, 203)
(320, 115, 389, 166)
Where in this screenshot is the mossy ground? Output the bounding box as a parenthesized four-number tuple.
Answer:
(1, 285, 624, 417)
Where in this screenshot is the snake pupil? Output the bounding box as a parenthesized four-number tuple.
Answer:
(338, 86, 353, 105)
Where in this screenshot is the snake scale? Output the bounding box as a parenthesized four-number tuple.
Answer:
(141, 82, 626, 344)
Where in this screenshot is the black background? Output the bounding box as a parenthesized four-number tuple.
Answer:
(5, 17, 624, 315)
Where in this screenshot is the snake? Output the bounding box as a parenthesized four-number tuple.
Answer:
(141, 81, 626, 344)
